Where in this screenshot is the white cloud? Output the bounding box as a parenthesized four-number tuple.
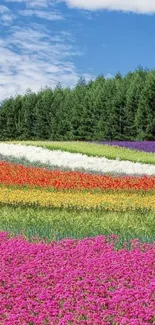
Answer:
(0, 0, 94, 100)
(19, 9, 63, 20)
(0, 5, 15, 25)
(26, 0, 50, 7)
(4, 0, 51, 9)
(105, 73, 113, 79)
(4, 0, 155, 13)
(0, 5, 10, 13)
(0, 24, 92, 100)
(61, 0, 155, 14)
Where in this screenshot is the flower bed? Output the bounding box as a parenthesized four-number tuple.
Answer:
(0, 233, 155, 325)
(1, 161, 155, 191)
(99, 141, 155, 153)
(0, 141, 155, 324)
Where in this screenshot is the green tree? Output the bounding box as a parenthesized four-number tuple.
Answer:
(107, 73, 127, 140)
(125, 68, 147, 139)
(0, 98, 13, 139)
(0, 97, 17, 139)
(54, 88, 74, 140)
(50, 84, 65, 140)
(34, 88, 53, 140)
(71, 77, 88, 140)
(20, 90, 37, 140)
(135, 70, 155, 140)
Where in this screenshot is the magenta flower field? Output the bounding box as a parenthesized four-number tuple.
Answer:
(0, 233, 155, 325)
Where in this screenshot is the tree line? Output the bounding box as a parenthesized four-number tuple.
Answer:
(0, 67, 155, 141)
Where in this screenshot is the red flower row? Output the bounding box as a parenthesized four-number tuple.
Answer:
(1, 161, 155, 191)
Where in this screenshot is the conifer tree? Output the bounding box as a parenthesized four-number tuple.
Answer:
(20, 90, 37, 140)
(135, 70, 155, 140)
(125, 69, 146, 139)
(0, 68, 155, 141)
(34, 88, 53, 139)
(71, 76, 88, 140)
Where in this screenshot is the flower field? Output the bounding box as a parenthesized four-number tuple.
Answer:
(0, 141, 155, 325)
(1, 161, 155, 191)
(99, 141, 155, 153)
(1, 233, 155, 325)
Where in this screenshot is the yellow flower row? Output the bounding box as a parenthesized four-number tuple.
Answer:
(0, 187, 155, 211)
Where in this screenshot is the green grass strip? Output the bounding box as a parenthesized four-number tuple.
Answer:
(8, 141, 155, 165)
(0, 205, 155, 245)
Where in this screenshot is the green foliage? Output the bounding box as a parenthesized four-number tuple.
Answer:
(124, 69, 146, 139)
(135, 71, 155, 140)
(19, 90, 37, 140)
(1, 68, 155, 140)
(0, 205, 155, 244)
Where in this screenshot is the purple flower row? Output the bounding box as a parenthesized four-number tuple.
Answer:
(99, 141, 155, 153)
(1, 232, 155, 325)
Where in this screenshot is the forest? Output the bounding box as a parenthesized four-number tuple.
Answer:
(0, 67, 155, 141)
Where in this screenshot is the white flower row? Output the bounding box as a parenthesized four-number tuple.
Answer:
(0, 143, 155, 176)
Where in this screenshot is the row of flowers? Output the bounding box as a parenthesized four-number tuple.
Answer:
(1, 143, 155, 175)
(99, 141, 155, 153)
(0, 186, 155, 211)
(1, 232, 155, 325)
(1, 161, 155, 191)
(0, 142, 155, 324)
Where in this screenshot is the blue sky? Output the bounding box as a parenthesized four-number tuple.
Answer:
(0, 0, 155, 99)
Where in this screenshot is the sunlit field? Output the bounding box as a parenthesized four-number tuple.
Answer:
(0, 141, 155, 324)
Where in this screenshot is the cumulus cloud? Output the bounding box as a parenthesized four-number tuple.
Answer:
(61, 0, 155, 14)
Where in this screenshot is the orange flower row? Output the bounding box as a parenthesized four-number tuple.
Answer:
(1, 160, 155, 191)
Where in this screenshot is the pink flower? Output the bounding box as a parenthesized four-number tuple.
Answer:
(0, 232, 155, 324)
